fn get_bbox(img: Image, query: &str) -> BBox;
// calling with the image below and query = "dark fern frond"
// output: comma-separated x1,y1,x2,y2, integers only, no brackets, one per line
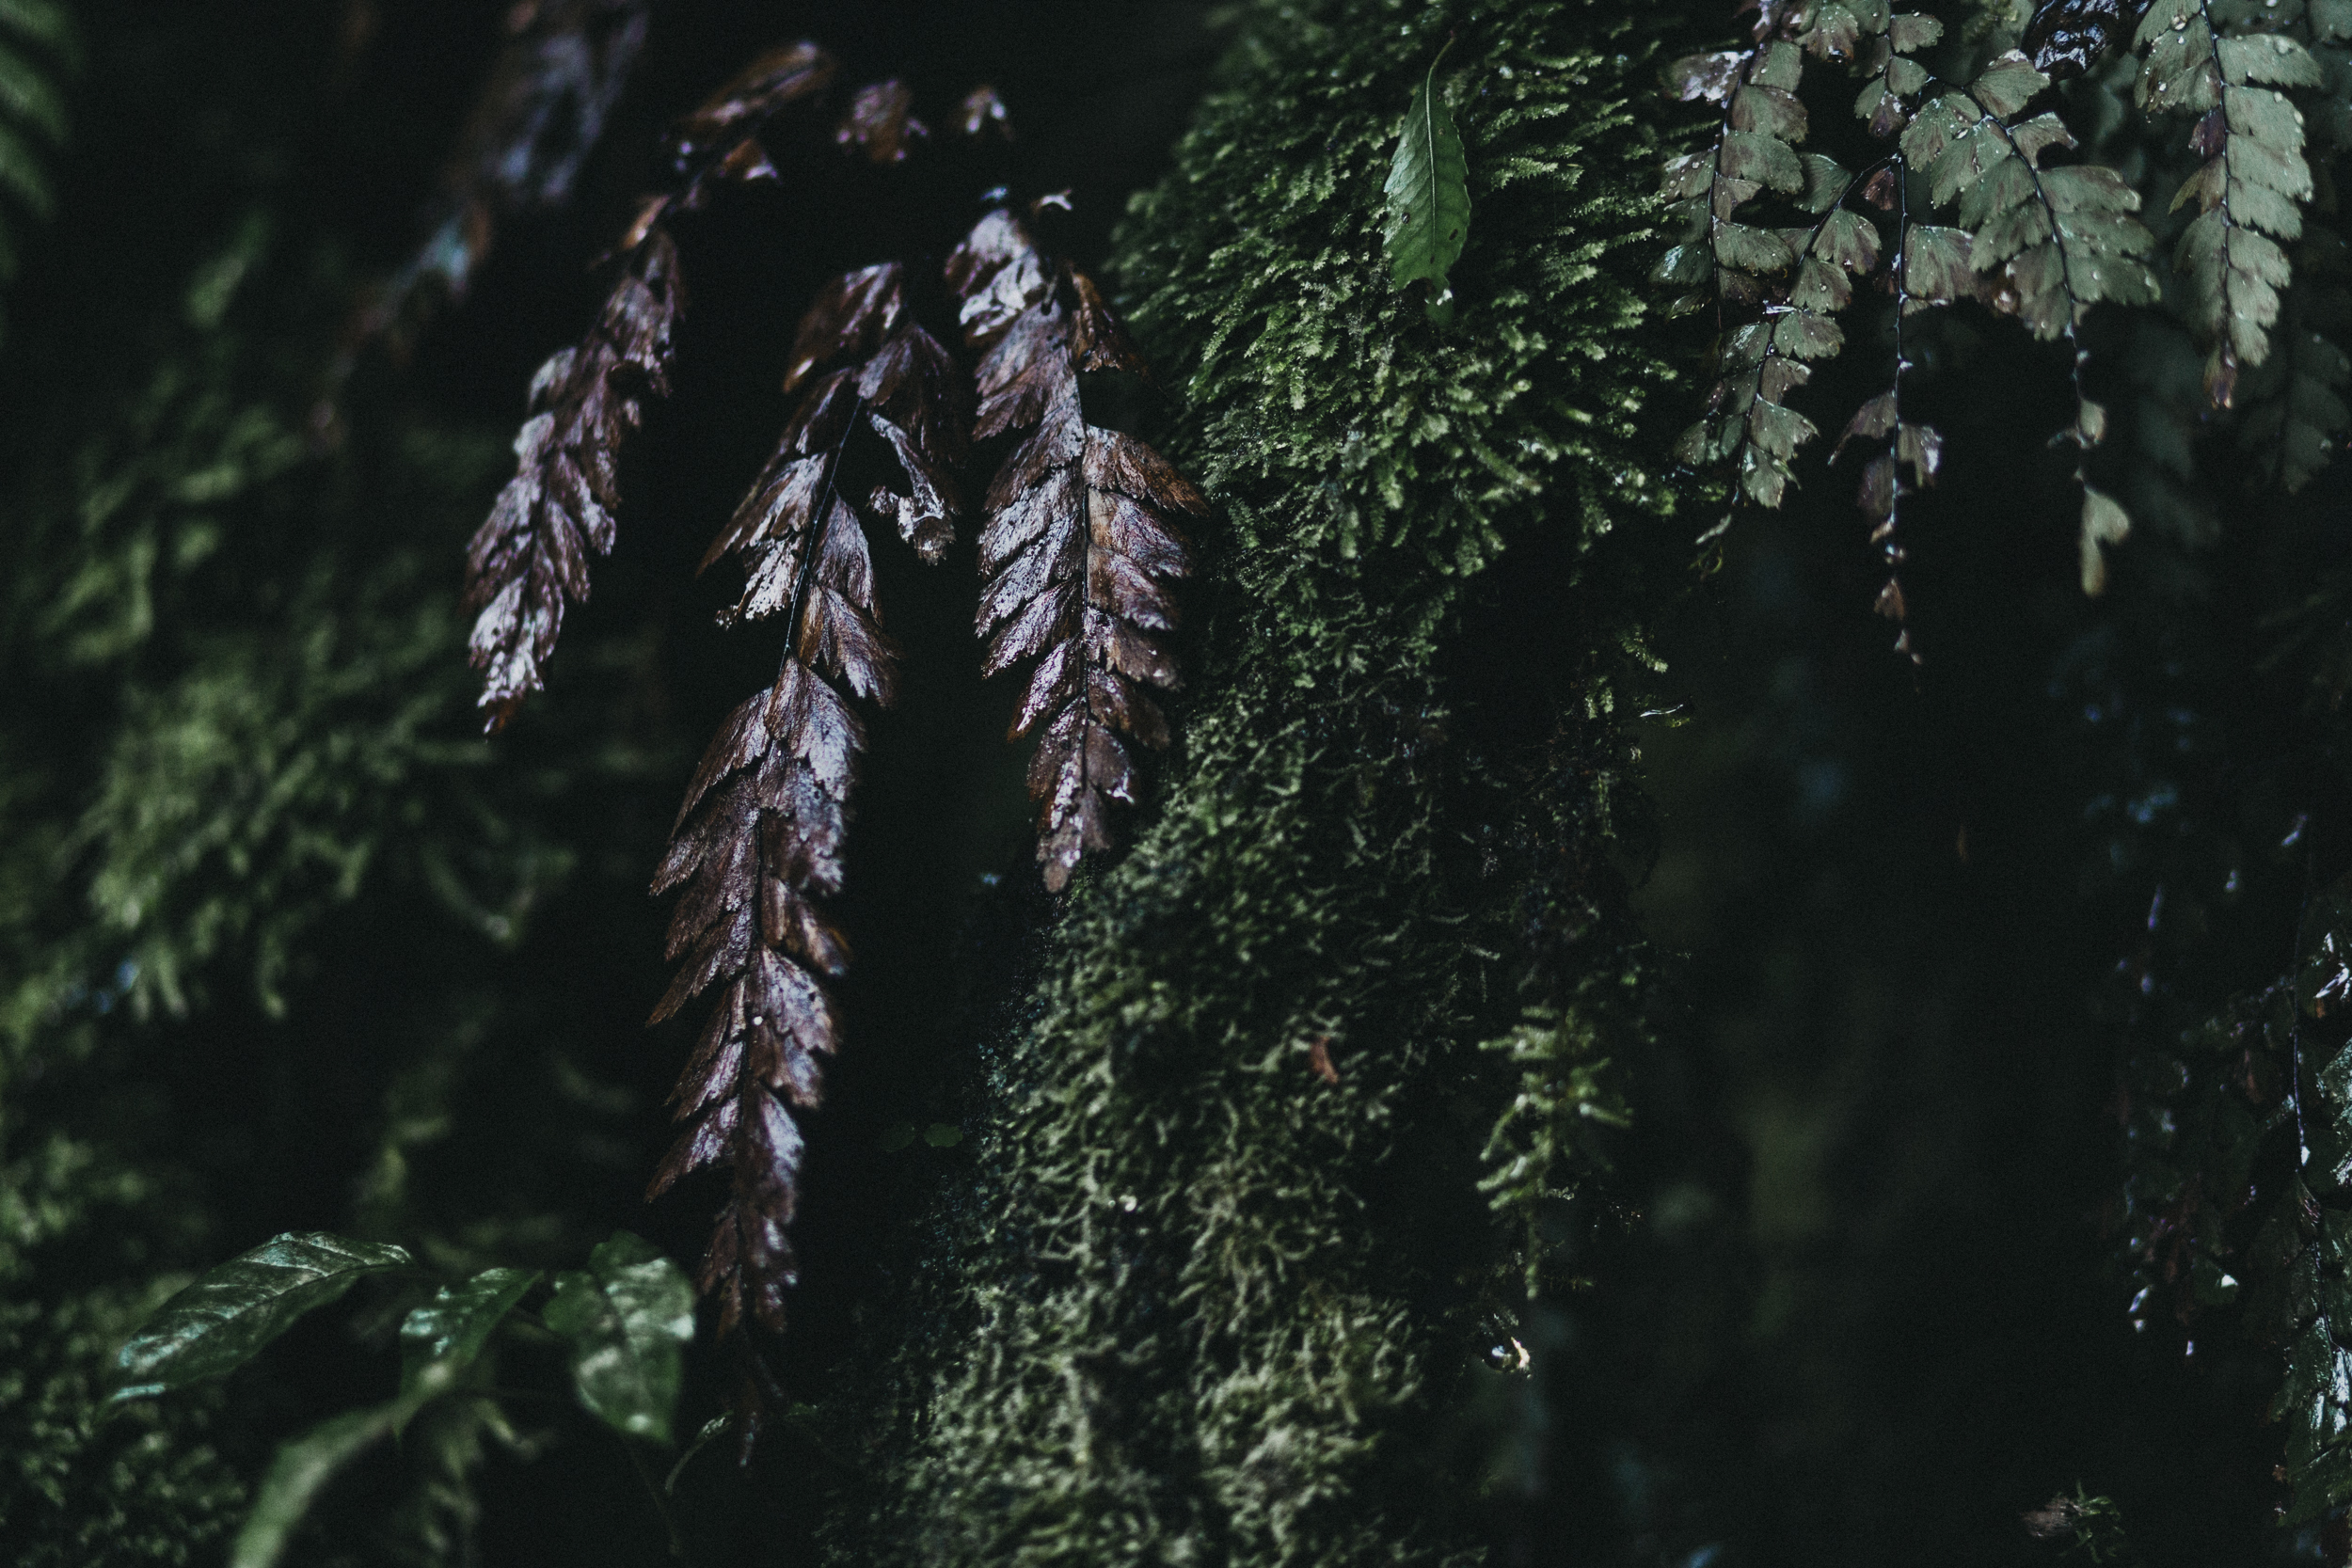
1661,15,1837,519
2242,310,2352,490
1903,56,2159,342
1834,169,1947,659
650,261,963,1338
2114,876,2352,1527
947,208,1201,892
0,0,74,339
462,42,836,730
378,0,651,325
1906,51,2157,591
2228,3,2352,486
625,40,838,247
462,230,679,731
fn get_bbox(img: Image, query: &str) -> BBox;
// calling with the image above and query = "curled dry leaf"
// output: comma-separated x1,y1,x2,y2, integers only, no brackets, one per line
463,230,681,730
946,208,1201,891
651,261,964,1338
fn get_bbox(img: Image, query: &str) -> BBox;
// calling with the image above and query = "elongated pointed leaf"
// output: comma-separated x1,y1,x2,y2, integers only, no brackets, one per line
544,1232,694,1443
399,1266,541,1399
1382,48,1470,322
111,1232,413,1402
230,1395,428,1568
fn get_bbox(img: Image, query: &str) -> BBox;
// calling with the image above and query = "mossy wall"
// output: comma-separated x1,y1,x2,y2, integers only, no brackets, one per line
847,3,1683,1561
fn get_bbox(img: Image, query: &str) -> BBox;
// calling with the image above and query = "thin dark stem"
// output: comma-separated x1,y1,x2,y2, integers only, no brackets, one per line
2290,817,2318,1184
624,1435,690,1561
1887,155,1917,661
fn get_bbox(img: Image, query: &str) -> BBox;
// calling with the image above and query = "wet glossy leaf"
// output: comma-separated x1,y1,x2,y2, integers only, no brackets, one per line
1383,48,1471,322
465,232,681,730
544,1232,694,1444
1668,50,1745,103
112,1232,412,1402
2025,0,2143,81
398,1267,542,1400
1797,152,1848,214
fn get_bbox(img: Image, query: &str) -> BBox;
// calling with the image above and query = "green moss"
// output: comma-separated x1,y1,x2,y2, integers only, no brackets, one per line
846,3,1680,1561
0,1123,245,1566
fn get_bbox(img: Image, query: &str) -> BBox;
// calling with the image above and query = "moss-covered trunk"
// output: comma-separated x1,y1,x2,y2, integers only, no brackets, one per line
840,4,1682,1560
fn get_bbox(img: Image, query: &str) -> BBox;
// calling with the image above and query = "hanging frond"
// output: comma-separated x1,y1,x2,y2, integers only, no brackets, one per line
622,41,839,248
1904,55,2159,341
2114,877,2352,1528
2137,1,2325,404
2242,314,2352,490
649,261,963,1338
1660,12,1840,518
379,0,651,322
1662,12,2159,630
463,42,837,729
2229,2,2352,485
946,208,1201,892
462,231,680,731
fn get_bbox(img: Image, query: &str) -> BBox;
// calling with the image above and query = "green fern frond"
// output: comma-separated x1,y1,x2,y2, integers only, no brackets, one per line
2242,316,2352,489
2137,1,2324,402
1906,65,2159,341
1663,21,2155,618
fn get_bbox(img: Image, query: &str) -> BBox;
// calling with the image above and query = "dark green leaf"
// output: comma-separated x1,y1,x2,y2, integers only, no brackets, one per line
111,1232,413,1402
2218,34,2324,90
399,1267,542,1400
544,1232,694,1444
1730,83,1806,141
1382,46,1471,322
1797,152,1848,214
1902,225,1974,303
1752,40,1804,91
1970,52,2050,119
1889,14,1941,54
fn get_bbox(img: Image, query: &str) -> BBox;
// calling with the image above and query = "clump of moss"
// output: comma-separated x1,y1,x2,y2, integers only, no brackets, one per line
844,3,1682,1562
